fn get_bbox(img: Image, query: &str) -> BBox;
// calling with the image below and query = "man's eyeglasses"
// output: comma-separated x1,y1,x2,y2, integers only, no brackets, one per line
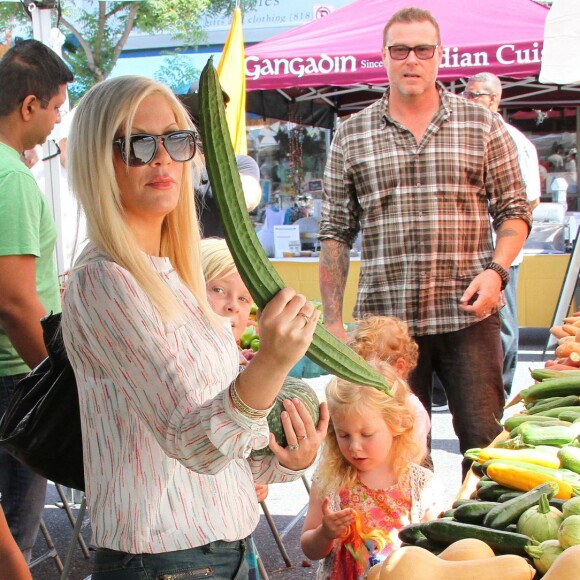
462,91,494,100
38,97,68,119
41,140,61,162
113,130,198,167
386,44,439,60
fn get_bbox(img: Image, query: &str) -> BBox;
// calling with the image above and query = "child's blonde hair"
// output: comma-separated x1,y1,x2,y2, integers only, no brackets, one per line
200,238,237,284
315,361,424,495
348,316,418,376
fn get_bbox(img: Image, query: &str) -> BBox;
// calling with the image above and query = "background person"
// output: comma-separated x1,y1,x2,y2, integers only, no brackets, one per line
318,7,531,479
0,38,73,562
347,315,430,454
63,75,328,579
184,82,263,238
301,368,443,579
201,236,269,578
464,72,541,397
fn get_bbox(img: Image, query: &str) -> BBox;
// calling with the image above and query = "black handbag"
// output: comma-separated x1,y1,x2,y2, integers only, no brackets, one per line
0,312,85,491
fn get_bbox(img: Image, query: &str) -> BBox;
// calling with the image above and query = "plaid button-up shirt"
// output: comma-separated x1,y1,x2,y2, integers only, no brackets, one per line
319,84,532,337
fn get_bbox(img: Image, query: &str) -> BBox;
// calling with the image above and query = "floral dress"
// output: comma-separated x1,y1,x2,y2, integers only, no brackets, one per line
316,463,442,580
333,480,411,578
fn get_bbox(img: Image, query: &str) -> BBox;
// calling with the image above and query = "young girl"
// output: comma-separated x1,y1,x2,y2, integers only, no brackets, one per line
301,363,443,579
347,315,430,451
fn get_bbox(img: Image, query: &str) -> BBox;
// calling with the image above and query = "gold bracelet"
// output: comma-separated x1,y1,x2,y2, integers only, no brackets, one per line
230,375,270,420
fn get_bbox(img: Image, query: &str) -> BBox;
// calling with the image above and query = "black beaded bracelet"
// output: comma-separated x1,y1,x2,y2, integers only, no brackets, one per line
486,261,510,290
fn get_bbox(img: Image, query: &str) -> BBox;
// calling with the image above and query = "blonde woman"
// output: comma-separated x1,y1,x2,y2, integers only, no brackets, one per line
62,75,328,579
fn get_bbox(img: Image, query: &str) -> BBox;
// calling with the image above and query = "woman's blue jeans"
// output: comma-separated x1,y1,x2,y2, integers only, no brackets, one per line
92,538,250,580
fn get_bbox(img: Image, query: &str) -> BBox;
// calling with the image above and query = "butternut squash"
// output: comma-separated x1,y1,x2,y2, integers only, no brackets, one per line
542,544,580,579
438,538,495,561
378,546,536,580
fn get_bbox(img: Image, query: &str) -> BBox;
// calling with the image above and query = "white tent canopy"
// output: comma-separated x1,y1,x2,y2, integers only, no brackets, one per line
540,0,580,84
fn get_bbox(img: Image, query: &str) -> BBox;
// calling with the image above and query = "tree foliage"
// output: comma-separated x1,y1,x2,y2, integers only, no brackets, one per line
0,0,254,100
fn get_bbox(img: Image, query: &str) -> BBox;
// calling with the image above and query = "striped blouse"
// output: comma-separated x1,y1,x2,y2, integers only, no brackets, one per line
62,243,301,554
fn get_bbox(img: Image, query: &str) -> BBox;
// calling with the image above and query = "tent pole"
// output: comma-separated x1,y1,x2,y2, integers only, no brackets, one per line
576,107,579,191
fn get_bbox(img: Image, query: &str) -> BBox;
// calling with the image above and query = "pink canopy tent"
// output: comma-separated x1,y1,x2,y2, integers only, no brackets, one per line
246,0,547,88
244,0,580,125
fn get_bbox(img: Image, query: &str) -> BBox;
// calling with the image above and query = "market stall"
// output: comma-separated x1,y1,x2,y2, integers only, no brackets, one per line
243,0,580,124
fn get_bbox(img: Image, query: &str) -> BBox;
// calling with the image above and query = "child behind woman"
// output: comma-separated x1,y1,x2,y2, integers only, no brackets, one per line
347,315,430,451
301,362,443,579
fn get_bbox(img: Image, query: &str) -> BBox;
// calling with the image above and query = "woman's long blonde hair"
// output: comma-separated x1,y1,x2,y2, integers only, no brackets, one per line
68,75,212,321
315,362,424,495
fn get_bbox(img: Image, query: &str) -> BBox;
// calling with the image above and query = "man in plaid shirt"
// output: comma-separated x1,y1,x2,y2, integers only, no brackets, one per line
318,7,532,479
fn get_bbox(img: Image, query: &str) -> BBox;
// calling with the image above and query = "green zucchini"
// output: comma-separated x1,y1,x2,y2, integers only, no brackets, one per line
440,508,456,519
397,522,426,544
558,445,580,475
482,482,558,529
497,491,525,502
451,498,475,509
420,520,538,556
531,368,580,382
453,501,499,524
537,406,580,419
526,395,580,415
505,523,518,533
526,396,568,410
475,482,519,501
510,420,571,438
198,59,390,394
559,410,580,422
503,414,564,432
519,422,580,446
476,478,496,489
521,377,580,402
471,462,485,477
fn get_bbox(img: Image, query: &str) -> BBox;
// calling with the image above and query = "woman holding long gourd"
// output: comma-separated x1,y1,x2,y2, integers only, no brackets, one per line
62,75,329,579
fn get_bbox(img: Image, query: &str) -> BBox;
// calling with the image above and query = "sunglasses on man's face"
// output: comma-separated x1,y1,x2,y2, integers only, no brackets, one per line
113,130,197,167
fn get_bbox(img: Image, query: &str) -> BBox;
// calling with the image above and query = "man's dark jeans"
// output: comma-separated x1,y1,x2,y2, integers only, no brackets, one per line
0,373,47,562
410,314,504,480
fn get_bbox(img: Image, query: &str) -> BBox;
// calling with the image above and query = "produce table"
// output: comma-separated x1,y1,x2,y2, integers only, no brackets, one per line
271,253,572,327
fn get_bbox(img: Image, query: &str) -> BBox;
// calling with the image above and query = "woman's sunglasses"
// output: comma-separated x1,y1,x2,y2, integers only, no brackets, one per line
113,130,197,167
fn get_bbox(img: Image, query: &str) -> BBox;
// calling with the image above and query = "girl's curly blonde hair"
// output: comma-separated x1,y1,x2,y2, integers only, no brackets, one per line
315,360,425,496
347,316,418,377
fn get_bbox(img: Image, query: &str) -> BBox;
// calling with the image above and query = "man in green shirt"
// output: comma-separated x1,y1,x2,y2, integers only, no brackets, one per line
0,39,73,563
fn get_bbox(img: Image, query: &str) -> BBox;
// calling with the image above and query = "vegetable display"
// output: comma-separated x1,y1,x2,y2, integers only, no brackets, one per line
198,59,390,394
438,358,580,575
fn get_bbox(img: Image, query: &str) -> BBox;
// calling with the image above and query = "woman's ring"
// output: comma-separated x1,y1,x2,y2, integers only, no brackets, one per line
287,443,299,451
297,435,307,441
300,313,311,324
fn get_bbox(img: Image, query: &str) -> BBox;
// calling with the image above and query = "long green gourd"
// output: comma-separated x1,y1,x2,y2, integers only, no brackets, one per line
198,59,390,394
